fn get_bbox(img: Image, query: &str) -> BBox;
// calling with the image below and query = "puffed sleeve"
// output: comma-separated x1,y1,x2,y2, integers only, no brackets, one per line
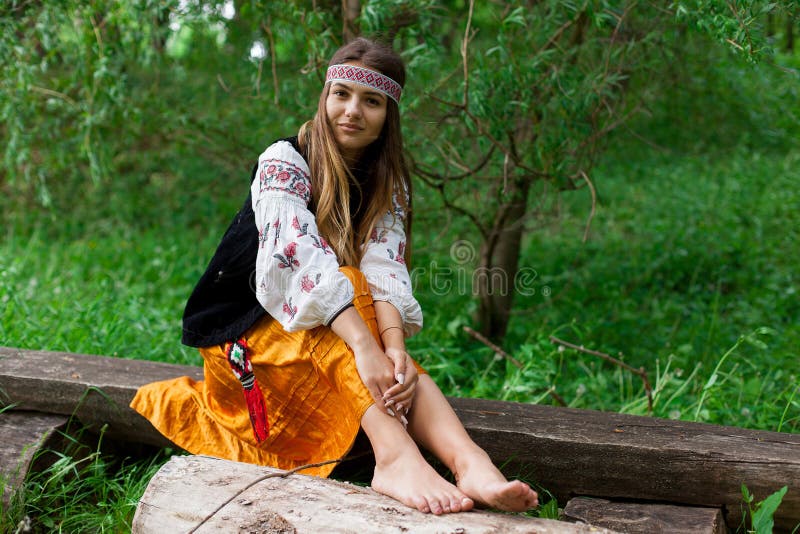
251,140,354,331
360,192,423,337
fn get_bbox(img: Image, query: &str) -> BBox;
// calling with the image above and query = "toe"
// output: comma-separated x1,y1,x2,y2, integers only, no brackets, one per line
411,496,429,514
426,494,445,515
461,496,475,512
448,496,462,513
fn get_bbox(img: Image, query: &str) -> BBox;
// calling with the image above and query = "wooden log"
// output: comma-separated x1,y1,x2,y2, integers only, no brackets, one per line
2,346,799,530
132,454,617,533
563,497,726,534
0,346,202,447
0,411,67,506
447,397,800,531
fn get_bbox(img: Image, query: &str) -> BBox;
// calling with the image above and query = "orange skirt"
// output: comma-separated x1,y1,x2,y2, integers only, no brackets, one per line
130,266,422,478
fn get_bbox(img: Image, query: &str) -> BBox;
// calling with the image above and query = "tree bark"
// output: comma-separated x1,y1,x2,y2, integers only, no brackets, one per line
0,411,67,507
475,174,532,340
342,0,361,42
563,497,726,534
151,6,171,54
132,455,615,533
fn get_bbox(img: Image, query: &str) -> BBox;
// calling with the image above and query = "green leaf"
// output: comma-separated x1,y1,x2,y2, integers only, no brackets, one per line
703,373,718,390
751,486,787,534
741,483,753,504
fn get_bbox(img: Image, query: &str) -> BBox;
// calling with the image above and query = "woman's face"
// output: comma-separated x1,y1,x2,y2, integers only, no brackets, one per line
325,63,388,162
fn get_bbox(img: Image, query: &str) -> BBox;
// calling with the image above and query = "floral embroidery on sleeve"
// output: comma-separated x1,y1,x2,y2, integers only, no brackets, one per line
370,228,388,244
386,241,406,264
292,215,309,237
310,235,333,254
282,296,298,321
272,218,282,246
258,222,270,249
360,201,422,335
259,160,312,204
274,242,300,271
300,273,321,293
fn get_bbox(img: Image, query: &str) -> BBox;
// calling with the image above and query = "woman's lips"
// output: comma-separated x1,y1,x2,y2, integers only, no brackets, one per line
339,123,363,132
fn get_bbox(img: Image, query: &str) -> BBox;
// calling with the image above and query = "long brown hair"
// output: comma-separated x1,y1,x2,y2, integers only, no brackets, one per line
298,38,411,267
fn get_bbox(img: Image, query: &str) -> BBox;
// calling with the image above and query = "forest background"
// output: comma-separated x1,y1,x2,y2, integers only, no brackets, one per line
1,0,799,531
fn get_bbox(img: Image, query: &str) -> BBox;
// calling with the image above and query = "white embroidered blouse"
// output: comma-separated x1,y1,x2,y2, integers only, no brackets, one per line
251,140,423,336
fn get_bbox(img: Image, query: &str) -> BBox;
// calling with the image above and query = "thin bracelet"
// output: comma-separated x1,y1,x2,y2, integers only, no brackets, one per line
380,326,403,337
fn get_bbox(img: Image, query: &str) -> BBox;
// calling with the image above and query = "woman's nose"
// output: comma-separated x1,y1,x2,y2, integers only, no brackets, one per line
345,98,362,118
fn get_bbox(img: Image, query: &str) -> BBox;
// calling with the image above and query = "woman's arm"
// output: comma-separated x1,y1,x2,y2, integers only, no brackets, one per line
360,196,423,413
361,206,423,337
374,300,419,414
330,305,410,424
251,141,354,330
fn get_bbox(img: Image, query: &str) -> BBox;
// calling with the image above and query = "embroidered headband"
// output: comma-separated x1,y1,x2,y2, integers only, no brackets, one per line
326,64,402,103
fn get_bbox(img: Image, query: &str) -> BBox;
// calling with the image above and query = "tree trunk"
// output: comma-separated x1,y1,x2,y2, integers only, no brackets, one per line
342,0,361,42
475,174,532,340
787,15,795,52
767,12,774,39
151,7,171,54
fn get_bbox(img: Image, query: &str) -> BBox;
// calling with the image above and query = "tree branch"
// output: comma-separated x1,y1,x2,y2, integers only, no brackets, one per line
261,20,280,105
464,326,523,368
549,336,653,414
461,0,476,108
579,170,596,243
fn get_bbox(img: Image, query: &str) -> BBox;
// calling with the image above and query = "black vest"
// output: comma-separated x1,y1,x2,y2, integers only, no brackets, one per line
181,165,265,348
181,137,373,348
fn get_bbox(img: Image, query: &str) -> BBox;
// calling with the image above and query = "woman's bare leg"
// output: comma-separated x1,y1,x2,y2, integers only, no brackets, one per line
404,375,539,512
360,404,474,514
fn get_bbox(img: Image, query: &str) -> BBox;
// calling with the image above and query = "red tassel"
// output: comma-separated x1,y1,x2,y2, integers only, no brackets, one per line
226,339,270,443
242,377,270,442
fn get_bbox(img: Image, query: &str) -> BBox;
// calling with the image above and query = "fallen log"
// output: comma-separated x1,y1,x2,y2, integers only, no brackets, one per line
0,411,67,506
448,397,799,531
132,454,616,534
564,497,726,534
0,346,202,447
1,346,799,530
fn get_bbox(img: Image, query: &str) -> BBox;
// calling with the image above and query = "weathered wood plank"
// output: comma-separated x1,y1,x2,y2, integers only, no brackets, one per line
132,454,617,533
448,396,800,531
0,411,67,506
563,497,726,534
2,346,799,530
0,346,202,447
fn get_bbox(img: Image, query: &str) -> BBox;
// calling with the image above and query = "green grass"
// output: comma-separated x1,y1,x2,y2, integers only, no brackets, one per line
407,143,799,432
1,142,798,530
0,428,168,533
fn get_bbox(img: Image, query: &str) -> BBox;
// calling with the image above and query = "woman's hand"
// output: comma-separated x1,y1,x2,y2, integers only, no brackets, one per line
352,344,396,404
381,347,419,417
351,344,411,426
330,305,412,426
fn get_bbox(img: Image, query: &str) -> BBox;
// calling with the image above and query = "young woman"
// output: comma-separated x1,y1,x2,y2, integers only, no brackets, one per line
131,37,538,515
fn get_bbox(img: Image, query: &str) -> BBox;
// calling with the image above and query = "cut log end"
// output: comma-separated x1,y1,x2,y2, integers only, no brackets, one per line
564,496,727,534
0,411,68,506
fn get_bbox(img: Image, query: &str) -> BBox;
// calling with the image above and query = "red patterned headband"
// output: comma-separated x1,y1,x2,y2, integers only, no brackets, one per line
326,64,402,103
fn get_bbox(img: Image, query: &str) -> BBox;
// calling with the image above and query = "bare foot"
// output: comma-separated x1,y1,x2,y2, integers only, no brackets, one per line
454,450,539,512
371,448,474,515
